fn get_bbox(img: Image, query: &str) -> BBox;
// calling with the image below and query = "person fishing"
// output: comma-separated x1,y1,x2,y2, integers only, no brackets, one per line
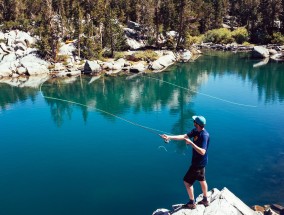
160,115,210,209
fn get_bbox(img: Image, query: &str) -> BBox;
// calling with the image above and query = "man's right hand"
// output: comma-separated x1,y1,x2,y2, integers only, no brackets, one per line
160,134,170,143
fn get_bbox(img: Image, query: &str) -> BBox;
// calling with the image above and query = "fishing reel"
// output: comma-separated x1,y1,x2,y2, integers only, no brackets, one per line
164,139,170,143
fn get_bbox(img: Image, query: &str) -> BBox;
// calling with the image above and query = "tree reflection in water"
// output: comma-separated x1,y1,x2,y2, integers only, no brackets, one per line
1,51,284,128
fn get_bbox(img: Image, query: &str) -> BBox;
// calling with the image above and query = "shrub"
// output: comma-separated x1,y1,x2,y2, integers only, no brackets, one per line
80,37,101,60
114,52,125,60
0,19,31,32
133,50,159,61
232,27,249,44
204,28,234,44
242,41,252,46
271,32,284,45
57,55,69,63
185,34,204,46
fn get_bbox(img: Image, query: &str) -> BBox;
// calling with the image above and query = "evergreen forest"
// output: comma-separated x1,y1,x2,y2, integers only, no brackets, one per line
1,0,284,60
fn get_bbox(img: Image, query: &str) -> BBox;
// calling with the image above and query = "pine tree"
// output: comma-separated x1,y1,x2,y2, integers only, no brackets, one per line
73,2,84,59
176,0,197,49
154,0,161,47
159,0,177,33
257,0,281,42
212,0,225,28
103,2,127,57
280,0,284,33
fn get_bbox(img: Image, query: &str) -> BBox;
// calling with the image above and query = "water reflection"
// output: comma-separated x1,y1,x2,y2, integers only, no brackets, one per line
192,51,284,102
1,51,284,124
39,72,197,131
0,82,38,111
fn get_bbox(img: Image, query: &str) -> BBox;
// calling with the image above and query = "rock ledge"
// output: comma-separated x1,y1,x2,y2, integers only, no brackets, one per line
153,187,262,215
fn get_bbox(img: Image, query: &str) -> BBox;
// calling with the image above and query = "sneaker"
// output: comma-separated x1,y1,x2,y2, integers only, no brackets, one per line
184,203,196,209
198,199,210,207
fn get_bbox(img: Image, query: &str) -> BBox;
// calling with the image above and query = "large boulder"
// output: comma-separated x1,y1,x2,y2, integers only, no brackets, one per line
4,30,35,47
102,62,114,70
251,46,269,58
151,61,164,70
0,53,17,63
150,51,176,71
113,58,126,70
14,30,35,46
125,36,146,50
0,62,14,77
84,61,101,74
179,50,192,62
58,42,76,56
130,62,146,73
20,54,50,76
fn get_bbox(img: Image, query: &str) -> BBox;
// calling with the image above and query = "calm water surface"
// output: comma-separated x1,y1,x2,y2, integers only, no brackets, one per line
0,51,284,215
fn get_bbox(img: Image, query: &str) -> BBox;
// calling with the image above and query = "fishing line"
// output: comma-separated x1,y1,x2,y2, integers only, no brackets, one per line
158,145,168,152
144,75,257,108
39,82,172,138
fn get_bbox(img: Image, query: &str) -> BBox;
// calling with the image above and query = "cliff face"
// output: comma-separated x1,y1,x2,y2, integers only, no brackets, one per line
153,187,261,215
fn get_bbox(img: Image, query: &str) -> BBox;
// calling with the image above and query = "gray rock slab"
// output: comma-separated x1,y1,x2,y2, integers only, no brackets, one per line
154,187,259,215
252,46,269,58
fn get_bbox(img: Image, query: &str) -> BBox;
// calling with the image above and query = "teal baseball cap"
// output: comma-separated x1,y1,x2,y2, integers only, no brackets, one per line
192,115,206,126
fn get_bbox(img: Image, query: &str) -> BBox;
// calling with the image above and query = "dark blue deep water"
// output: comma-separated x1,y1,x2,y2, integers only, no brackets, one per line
0,51,284,215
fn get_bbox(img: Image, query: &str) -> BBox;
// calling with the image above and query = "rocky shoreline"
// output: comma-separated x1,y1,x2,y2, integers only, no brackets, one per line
1,27,284,89
0,29,195,80
153,187,284,215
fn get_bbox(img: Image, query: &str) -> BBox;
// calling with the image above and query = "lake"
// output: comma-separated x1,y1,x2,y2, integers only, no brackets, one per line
0,51,284,215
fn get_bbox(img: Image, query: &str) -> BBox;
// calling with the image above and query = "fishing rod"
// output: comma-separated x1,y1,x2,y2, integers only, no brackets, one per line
143,75,257,108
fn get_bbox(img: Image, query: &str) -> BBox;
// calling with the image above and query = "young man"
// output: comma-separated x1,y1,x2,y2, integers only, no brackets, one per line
161,115,210,209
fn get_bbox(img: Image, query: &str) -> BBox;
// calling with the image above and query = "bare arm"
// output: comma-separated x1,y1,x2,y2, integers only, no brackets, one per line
184,137,206,155
160,134,187,142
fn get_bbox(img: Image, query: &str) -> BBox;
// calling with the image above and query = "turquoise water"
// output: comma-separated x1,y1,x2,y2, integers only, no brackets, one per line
0,51,284,214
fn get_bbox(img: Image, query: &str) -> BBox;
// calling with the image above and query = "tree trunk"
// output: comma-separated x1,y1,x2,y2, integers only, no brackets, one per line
176,0,185,49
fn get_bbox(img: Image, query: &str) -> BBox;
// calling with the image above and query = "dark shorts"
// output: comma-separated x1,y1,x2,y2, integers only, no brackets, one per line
183,166,206,185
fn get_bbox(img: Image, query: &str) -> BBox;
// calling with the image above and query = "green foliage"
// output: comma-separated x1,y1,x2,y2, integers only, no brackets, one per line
114,52,125,60
79,37,102,60
133,50,159,61
35,35,52,59
242,41,252,46
185,34,204,46
232,27,249,44
204,28,234,44
57,55,69,63
271,32,284,45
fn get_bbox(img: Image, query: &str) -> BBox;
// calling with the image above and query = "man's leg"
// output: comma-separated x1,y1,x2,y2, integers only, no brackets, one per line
184,181,194,201
184,181,196,209
199,180,208,197
199,180,209,206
